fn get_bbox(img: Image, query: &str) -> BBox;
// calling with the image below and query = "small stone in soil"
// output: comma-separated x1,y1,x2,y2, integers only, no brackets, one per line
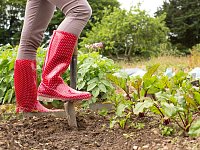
133,145,138,150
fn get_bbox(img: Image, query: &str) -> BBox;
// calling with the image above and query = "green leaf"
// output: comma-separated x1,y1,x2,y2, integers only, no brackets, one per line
161,102,177,117
91,97,97,103
110,120,117,129
107,74,127,91
98,108,108,116
143,76,158,90
159,125,174,136
87,77,99,85
0,59,9,70
150,105,162,115
0,78,4,84
189,119,200,137
99,83,107,93
8,60,15,71
0,88,5,97
194,92,200,105
87,82,97,91
131,77,142,90
143,64,160,80
77,81,86,90
184,95,198,109
92,87,100,98
101,79,112,87
0,97,4,104
116,103,127,117
8,89,14,103
148,86,160,94
3,89,13,104
133,99,154,115
119,119,127,129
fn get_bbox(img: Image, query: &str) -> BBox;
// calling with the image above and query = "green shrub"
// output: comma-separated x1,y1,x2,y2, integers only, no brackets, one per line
108,64,200,136
0,44,16,104
77,52,119,106
0,45,118,107
80,7,170,59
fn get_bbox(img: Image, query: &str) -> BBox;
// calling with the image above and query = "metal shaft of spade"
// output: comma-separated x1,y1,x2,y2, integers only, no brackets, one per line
64,42,78,128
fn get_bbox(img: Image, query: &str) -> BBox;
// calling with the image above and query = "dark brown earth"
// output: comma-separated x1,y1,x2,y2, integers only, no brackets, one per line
0,111,199,150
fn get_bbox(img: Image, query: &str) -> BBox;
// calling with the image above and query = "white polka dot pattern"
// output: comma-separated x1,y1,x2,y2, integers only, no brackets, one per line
14,60,60,112
38,30,92,101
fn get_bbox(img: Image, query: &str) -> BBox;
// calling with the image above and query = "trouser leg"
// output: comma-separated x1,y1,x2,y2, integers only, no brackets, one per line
47,0,92,37
17,0,55,60
14,0,57,112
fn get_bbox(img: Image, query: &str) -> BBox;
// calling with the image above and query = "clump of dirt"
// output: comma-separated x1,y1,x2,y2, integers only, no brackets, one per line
0,112,199,150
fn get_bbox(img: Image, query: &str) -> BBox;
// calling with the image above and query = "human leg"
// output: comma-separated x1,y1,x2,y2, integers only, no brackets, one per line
14,0,57,112
17,0,56,60
48,0,92,37
37,0,92,101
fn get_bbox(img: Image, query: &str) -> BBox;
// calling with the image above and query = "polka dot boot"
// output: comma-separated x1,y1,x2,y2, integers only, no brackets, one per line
37,30,92,102
14,60,60,113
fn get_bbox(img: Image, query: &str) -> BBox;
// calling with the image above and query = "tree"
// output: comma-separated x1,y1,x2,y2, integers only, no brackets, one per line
0,0,26,45
48,0,120,41
88,0,120,23
156,0,200,52
0,0,120,45
80,7,170,59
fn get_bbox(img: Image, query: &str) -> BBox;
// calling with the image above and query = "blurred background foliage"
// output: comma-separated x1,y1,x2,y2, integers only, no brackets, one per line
0,0,120,45
1,0,200,56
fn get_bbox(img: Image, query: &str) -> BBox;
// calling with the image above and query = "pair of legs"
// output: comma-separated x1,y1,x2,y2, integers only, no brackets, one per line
14,0,92,112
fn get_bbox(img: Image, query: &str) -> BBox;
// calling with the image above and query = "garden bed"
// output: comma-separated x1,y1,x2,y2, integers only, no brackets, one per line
0,111,199,150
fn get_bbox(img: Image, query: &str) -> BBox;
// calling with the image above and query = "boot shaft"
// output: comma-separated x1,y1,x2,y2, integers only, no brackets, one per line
42,30,77,86
14,59,38,112
37,30,91,101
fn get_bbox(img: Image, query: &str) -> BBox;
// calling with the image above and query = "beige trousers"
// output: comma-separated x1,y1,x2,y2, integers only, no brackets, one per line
17,0,92,60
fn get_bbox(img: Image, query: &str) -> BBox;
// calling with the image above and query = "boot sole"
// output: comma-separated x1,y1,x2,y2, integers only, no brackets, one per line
37,95,54,102
37,94,91,102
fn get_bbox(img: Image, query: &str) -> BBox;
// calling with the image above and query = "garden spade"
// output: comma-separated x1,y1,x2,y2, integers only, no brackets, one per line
64,42,78,128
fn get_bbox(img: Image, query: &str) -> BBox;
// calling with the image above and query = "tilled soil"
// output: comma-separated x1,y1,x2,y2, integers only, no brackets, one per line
0,112,199,150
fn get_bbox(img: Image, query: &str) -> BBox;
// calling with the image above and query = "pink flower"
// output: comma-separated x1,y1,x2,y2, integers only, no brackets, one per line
85,42,104,50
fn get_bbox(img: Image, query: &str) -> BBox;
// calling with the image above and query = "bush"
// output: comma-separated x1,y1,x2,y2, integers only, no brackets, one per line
77,51,119,106
80,7,170,59
0,44,16,104
108,64,200,136
0,45,118,106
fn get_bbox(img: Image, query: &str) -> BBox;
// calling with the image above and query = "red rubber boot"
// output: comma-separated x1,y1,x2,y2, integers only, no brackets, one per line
37,30,91,102
14,59,59,112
